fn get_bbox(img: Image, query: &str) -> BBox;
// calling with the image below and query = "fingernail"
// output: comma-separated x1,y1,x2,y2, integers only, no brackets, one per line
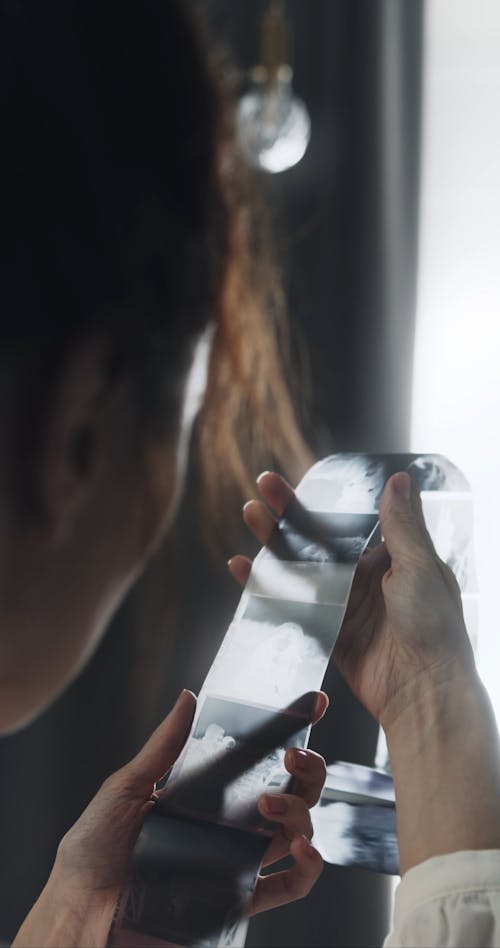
392,472,411,500
256,471,272,484
314,692,326,719
292,749,309,769
174,689,195,710
243,500,254,512
264,794,287,814
227,558,233,568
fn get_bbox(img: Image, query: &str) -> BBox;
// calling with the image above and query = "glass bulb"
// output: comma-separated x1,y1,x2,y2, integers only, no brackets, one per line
237,67,311,174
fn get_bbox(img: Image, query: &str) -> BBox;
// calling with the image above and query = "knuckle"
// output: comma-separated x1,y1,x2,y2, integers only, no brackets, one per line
295,809,314,840
282,804,313,840
317,754,327,782
389,507,415,527
298,800,314,831
307,788,322,808
296,752,327,805
305,749,326,774
283,798,302,828
397,544,434,572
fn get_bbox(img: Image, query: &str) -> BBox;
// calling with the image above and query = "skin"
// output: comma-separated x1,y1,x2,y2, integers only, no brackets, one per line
3,334,327,946
6,333,499,944
14,691,328,947
230,470,500,875
0,335,183,732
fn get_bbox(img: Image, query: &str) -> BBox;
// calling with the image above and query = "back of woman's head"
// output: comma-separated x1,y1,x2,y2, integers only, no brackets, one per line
3,0,225,356
1,0,311,538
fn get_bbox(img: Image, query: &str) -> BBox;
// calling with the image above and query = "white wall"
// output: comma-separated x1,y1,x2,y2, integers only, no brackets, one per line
412,0,500,721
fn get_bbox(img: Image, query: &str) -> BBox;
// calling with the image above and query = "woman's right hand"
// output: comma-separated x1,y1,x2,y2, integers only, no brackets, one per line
231,470,500,873
230,469,476,736
328,469,477,732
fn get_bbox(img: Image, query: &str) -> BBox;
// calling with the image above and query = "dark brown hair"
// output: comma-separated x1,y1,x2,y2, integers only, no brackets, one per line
1,0,311,531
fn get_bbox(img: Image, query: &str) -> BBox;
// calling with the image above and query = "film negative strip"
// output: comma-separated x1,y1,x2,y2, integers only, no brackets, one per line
109,453,477,946
311,760,399,875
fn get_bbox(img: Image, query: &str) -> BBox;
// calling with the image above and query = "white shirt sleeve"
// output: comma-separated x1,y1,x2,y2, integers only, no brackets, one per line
384,850,500,947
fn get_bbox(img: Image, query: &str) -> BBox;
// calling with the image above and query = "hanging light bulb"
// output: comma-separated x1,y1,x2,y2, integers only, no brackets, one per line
237,1,311,174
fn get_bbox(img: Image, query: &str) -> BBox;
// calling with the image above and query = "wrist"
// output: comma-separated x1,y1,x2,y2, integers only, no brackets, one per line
381,657,479,745
13,867,115,948
12,877,82,948
384,667,500,874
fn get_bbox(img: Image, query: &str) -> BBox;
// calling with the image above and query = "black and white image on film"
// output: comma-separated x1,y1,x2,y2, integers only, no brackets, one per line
165,695,311,834
264,507,379,564
407,454,470,493
420,496,478,593
121,814,266,947
312,800,399,875
322,761,395,806
296,454,387,513
296,453,469,515
205,597,346,707
111,452,474,948
246,557,358,606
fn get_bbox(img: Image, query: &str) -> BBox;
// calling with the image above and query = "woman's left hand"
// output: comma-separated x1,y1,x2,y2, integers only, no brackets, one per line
253,739,326,914
14,689,327,947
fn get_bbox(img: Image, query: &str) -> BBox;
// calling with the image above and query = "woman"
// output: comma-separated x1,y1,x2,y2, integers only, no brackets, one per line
3,2,499,947
2,1,327,943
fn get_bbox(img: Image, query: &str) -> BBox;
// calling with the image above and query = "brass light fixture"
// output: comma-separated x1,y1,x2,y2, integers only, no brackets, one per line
237,1,311,173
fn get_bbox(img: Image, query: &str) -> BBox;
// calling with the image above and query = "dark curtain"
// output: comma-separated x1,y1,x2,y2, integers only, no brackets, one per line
0,2,422,945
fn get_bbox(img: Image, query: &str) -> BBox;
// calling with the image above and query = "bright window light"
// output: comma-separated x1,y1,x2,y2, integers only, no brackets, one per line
411,1,500,722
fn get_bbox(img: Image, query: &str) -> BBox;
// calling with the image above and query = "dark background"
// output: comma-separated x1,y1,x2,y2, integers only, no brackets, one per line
0,2,422,945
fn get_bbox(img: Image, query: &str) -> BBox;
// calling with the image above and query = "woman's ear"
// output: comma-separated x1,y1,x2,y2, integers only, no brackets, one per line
40,337,109,541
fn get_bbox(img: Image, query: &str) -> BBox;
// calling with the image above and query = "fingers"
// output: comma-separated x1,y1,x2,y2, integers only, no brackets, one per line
256,471,295,516
379,472,435,567
285,747,327,807
227,554,252,586
127,690,196,789
242,472,296,545
228,473,296,585
251,836,323,915
310,691,329,727
259,792,313,846
258,747,326,867
242,499,276,547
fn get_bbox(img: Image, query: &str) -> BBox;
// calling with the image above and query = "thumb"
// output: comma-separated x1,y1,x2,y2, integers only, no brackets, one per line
379,472,434,567
127,690,196,789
